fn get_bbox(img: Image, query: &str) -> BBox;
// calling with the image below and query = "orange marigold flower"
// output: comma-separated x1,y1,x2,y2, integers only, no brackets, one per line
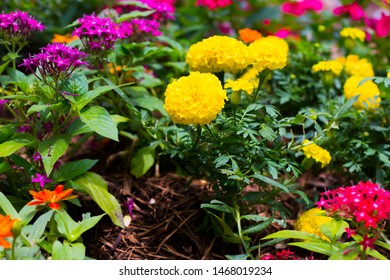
238,28,262,43
0,214,17,249
51,33,78,43
27,185,77,210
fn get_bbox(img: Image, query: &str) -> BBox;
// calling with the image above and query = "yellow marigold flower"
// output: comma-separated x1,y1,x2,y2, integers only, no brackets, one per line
164,72,227,125
337,55,374,77
224,78,256,95
343,76,381,110
51,33,78,43
295,208,333,241
301,140,332,168
340,27,366,42
312,60,343,76
240,67,259,85
238,28,262,43
186,35,250,74
387,72,390,78
0,214,17,249
248,36,289,72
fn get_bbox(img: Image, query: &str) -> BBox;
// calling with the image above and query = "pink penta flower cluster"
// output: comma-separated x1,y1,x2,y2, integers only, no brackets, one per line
20,43,87,82
120,19,161,40
195,0,233,10
73,14,124,54
0,10,45,42
140,0,176,21
281,0,323,16
316,181,390,229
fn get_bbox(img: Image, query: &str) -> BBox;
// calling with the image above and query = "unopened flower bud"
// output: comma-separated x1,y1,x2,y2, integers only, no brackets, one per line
230,90,241,106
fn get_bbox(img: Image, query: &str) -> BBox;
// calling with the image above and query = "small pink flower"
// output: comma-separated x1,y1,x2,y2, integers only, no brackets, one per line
375,12,390,38
359,235,376,251
31,173,52,188
333,1,365,21
281,0,323,16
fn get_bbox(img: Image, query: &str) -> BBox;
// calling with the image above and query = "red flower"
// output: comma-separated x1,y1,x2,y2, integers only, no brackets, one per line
333,1,365,21
27,184,77,210
281,0,323,16
359,235,376,251
375,13,390,38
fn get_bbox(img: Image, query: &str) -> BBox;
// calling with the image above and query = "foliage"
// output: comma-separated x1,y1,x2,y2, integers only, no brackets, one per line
1,0,390,260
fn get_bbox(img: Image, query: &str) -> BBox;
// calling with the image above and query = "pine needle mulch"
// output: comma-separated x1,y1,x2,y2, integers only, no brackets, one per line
83,173,226,260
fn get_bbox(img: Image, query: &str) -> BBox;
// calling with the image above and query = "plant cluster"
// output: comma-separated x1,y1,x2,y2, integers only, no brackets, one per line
1,0,390,260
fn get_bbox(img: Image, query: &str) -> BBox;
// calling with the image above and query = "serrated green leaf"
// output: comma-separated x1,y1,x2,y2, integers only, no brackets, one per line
72,172,124,228
79,106,119,141
259,124,276,142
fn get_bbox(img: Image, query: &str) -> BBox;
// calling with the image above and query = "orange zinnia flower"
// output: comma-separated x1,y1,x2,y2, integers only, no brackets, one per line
0,214,17,249
238,28,262,43
51,33,78,43
27,185,77,210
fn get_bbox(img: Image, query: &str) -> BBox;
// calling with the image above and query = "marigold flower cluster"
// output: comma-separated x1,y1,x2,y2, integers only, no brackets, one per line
343,76,381,110
164,72,227,125
20,43,87,82
248,36,289,72
186,35,250,74
73,13,124,55
336,55,374,77
340,27,366,42
294,208,333,241
316,181,390,229
0,10,45,42
27,184,78,210
0,214,17,249
195,0,233,10
224,78,255,95
301,140,332,168
238,28,262,43
312,60,343,76
51,33,78,44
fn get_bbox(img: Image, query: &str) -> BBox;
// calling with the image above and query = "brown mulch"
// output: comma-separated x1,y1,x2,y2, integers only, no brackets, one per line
83,173,230,260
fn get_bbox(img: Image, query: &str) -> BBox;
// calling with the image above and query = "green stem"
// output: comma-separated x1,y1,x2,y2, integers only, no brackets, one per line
253,69,271,102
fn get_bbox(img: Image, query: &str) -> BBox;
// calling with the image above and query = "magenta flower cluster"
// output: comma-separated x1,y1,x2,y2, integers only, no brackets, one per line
195,0,233,10
316,181,390,229
73,13,124,54
120,18,161,39
20,43,87,82
114,0,175,22
0,10,45,42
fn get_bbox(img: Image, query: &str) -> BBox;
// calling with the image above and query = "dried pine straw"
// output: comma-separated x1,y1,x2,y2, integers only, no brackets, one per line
84,173,225,260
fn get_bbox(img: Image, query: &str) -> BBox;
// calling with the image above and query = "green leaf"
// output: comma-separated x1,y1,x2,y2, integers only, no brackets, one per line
329,244,360,260
52,240,86,260
72,172,124,228
320,219,348,242
26,210,54,245
130,146,156,178
52,159,98,182
0,160,11,174
38,136,70,176
242,211,275,235
132,93,168,116
251,173,289,193
60,72,88,96
367,248,388,260
201,200,234,214
7,68,32,93
0,192,20,219
116,10,155,22
292,113,306,124
76,85,119,110
259,124,277,142
374,240,390,252
66,119,93,136
288,241,339,256
55,208,105,242
206,211,242,244
79,106,119,141
262,230,323,243
18,204,37,225
226,254,249,260
0,60,10,75
0,139,31,157
335,95,359,118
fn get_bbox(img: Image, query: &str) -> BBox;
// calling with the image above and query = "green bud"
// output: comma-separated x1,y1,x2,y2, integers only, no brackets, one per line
321,71,334,87
11,219,22,238
230,90,241,106
318,25,326,33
